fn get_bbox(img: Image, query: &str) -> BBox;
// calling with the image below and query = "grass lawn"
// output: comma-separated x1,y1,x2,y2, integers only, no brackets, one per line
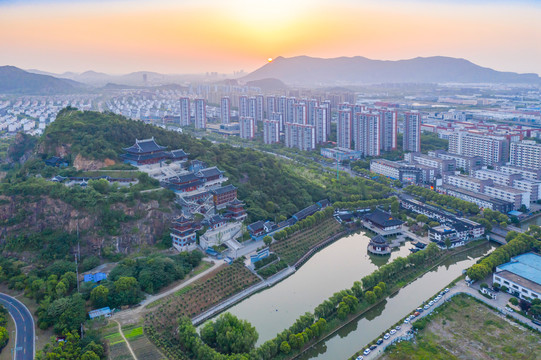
381,294,541,360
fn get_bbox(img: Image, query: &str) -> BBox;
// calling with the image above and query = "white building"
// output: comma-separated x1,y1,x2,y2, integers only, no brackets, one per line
284,122,316,151
179,97,190,126
512,179,541,202
493,253,541,301
220,97,230,124
474,169,521,187
379,109,398,152
443,174,492,193
496,165,541,181
484,184,530,210
448,132,508,166
337,109,352,149
353,112,380,157
510,140,541,170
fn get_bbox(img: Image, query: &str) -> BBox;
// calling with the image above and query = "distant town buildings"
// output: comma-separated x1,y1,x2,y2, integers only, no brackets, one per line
510,140,541,170
239,116,255,139
180,97,191,126
263,119,280,144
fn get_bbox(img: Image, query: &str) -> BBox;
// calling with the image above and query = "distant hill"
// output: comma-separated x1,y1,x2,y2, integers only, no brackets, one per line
242,56,541,86
0,66,86,94
246,78,288,91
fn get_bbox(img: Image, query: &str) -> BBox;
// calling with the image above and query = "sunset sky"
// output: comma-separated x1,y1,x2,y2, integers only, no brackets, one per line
1,0,540,75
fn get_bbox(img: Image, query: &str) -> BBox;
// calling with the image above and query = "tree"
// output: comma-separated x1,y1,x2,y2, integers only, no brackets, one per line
90,285,109,308
509,297,519,306
365,291,376,304
377,282,387,293
373,285,383,298
263,236,272,247
200,313,258,354
280,341,291,354
113,276,140,305
444,238,452,249
416,214,429,223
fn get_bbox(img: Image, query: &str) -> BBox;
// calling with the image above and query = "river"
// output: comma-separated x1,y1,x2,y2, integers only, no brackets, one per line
520,213,541,230
297,241,494,360
205,231,412,344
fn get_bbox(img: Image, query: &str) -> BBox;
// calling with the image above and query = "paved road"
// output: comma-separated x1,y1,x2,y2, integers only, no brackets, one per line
357,280,540,360
0,293,35,360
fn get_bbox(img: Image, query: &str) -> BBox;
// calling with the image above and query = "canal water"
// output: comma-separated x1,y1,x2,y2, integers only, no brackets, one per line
297,241,494,360
208,231,412,345
520,214,541,230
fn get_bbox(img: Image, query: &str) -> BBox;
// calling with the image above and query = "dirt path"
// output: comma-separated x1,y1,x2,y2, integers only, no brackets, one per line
112,260,223,325
114,320,137,360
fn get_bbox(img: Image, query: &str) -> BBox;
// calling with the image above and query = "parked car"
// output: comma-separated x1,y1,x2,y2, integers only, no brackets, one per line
363,349,371,356
505,306,514,313
404,318,410,324
356,356,364,360
424,305,430,310
384,333,390,340
390,329,397,335
376,338,383,345
417,307,424,313
444,288,450,293
532,319,541,326
395,325,401,330
414,311,421,316
429,301,434,306
370,344,378,350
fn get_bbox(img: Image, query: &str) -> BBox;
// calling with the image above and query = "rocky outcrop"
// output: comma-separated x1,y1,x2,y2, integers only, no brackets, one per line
73,154,116,171
0,195,178,256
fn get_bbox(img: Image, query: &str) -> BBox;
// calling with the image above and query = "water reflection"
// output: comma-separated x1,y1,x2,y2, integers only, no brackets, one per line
298,241,494,360
204,231,412,345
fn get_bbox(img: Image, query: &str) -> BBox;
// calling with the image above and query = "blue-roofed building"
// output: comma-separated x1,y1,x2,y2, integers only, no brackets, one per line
83,272,107,283
88,307,111,319
493,253,541,301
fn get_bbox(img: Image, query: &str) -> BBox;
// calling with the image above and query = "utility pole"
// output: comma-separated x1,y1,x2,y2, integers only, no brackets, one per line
336,159,339,180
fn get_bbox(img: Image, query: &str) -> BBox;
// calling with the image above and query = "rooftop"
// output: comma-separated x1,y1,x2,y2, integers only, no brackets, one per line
497,253,541,286
364,209,404,227
123,137,166,153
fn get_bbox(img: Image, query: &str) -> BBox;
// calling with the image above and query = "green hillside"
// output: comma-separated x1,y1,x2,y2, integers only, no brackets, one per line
40,108,326,222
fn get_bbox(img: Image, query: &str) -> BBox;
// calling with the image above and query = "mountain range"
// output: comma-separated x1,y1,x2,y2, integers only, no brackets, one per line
0,66,87,94
1,55,540,95
241,56,541,86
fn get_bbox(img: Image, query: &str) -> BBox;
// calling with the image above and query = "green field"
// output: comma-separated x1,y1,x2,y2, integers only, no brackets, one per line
382,294,541,360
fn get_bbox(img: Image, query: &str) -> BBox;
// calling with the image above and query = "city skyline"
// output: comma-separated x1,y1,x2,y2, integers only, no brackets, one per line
1,0,540,75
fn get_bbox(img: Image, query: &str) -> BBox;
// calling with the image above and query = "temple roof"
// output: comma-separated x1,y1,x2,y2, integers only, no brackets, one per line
364,209,404,227
169,149,189,158
370,235,387,245
211,184,237,195
123,137,167,153
197,166,224,178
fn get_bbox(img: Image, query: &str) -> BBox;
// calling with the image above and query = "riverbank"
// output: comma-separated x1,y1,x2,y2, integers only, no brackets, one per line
290,240,491,360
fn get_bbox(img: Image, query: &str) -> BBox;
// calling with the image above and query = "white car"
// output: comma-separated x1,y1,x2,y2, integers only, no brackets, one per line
395,325,401,330
505,306,514,313
390,329,397,335
433,298,439,303
429,301,434,306
404,318,410,324
384,333,390,340
356,356,364,360
424,305,430,310
444,288,450,293
363,349,371,356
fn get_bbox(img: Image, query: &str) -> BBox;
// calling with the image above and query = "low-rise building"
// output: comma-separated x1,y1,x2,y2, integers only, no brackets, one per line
440,185,514,213
443,174,493,193
484,184,530,210
429,150,483,174
474,169,521,187
170,215,201,252
405,152,455,176
512,179,541,202
496,165,541,181
320,147,363,161
363,209,403,236
493,253,541,301
370,159,423,184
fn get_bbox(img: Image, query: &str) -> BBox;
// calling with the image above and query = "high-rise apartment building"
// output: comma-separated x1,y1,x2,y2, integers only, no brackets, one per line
194,98,206,129
379,109,398,151
293,102,308,125
449,132,508,166
277,96,287,131
220,97,230,124
263,119,280,144
338,109,353,149
307,99,319,126
321,100,332,136
314,106,328,144
510,140,541,170
403,112,421,152
255,95,264,122
285,123,316,151
179,97,190,126
239,96,248,118
353,112,381,156
239,117,255,139
266,96,276,119
285,97,296,124
248,97,257,120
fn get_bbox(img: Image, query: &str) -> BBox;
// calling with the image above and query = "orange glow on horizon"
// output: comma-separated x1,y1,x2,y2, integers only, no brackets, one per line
0,1,539,75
